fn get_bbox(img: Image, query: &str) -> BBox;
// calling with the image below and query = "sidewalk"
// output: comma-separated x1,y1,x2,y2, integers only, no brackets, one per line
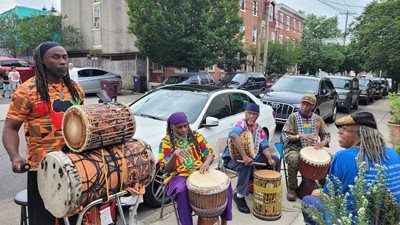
0,90,143,121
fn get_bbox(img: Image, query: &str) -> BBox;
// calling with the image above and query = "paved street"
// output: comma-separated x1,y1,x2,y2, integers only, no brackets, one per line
0,91,393,225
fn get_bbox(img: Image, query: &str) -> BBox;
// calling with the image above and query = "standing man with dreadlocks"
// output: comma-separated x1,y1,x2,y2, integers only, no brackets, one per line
302,112,400,224
159,112,233,225
2,42,84,225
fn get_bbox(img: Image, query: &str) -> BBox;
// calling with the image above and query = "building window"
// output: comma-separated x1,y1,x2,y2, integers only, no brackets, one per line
298,21,302,33
253,0,257,16
240,24,245,42
271,32,275,42
268,5,273,21
279,35,283,43
240,0,245,11
286,15,290,31
252,25,257,43
93,3,101,29
293,18,296,33
152,62,163,73
279,13,283,29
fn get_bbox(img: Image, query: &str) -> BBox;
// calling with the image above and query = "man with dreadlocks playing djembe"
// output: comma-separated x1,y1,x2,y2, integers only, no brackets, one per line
159,112,233,225
302,112,400,224
2,42,84,225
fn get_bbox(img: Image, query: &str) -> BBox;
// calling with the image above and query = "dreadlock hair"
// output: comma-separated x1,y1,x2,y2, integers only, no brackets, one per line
33,43,81,103
167,124,202,159
357,125,389,168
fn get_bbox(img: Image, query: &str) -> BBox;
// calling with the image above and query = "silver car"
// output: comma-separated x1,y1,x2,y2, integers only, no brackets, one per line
72,67,122,95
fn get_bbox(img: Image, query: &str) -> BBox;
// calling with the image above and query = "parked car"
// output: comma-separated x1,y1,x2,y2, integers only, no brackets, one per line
0,57,35,83
371,78,383,100
386,78,393,92
359,78,375,104
71,67,122,95
261,75,338,124
266,73,284,88
377,78,389,96
223,72,267,97
327,76,360,113
129,85,276,207
161,72,216,86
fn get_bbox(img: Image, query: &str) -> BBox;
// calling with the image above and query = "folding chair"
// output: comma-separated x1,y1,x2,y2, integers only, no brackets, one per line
274,142,289,191
159,174,179,225
216,137,238,179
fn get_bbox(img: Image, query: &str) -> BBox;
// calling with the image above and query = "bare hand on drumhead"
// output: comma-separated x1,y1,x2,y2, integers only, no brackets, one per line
268,158,276,167
243,155,253,166
174,148,191,160
11,156,28,173
199,163,210,174
302,133,317,141
314,141,326,149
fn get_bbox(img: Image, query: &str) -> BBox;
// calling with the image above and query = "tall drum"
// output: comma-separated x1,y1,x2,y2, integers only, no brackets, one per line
37,138,155,218
252,170,282,221
187,169,230,219
62,103,136,152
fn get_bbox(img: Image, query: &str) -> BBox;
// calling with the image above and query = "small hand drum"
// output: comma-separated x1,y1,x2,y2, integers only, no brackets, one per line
228,131,255,160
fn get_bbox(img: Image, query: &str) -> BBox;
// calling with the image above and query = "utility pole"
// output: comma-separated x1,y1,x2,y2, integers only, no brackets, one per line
262,1,270,73
254,0,263,71
340,11,356,46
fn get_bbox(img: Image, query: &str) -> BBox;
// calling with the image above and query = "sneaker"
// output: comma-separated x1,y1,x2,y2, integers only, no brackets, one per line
233,192,250,214
287,189,297,201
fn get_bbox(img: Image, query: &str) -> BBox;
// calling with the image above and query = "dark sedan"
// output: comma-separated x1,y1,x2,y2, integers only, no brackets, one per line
261,75,338,124
359,78,375,104
328,76,360,113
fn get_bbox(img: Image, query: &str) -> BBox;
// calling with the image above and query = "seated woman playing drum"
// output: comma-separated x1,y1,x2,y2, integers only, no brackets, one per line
222,103,280,214
159,112,233,225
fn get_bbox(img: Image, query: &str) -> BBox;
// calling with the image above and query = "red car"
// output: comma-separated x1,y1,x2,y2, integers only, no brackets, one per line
0,57,35,83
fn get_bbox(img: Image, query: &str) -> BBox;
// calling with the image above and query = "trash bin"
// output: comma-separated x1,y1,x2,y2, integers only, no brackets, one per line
132,75,146,93
100,79,119,101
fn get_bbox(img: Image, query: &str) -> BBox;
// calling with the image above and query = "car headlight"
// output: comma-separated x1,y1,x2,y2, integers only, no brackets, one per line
339,95,347,100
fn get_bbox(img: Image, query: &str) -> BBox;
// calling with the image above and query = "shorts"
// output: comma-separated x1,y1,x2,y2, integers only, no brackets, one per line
2,83,11,90
11,82,19,90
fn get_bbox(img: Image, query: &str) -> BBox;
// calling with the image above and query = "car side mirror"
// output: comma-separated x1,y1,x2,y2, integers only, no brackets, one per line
203,116,219,127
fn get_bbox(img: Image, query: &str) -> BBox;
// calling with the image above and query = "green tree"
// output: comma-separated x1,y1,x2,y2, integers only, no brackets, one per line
0,14,80,57
350,0,400,88
126,0,243,71
265,40,302,74
299,14,343,74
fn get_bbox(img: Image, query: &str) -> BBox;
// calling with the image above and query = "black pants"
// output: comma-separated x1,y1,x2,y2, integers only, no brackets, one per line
28,171,78,225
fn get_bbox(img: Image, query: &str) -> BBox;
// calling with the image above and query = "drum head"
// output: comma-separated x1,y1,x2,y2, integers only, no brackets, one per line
300,146,331,165
62,106,88,151
254,170,281,180
38,152,82,218
187,169,229,195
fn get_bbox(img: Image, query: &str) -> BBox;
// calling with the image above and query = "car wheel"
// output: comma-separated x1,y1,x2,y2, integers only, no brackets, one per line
143,164,171,208
326,105,337,123
352,98,359,109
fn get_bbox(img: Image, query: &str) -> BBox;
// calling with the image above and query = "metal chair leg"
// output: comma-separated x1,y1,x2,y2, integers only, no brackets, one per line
160,186,166,219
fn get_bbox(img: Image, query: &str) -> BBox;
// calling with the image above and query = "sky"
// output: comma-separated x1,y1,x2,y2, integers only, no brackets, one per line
0,0,370,32
0,0,60,13
278,0,372,31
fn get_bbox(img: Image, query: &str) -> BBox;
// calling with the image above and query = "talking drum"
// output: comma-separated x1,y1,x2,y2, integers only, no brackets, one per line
298,146,331,198
252,170,282,221
62,103,136,152
37,138,155,218
187,169,230,219
228,130,255,160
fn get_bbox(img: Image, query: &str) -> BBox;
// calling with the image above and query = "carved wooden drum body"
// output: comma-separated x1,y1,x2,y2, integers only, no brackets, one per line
37,138,155,218
62,103,136,152
187,169,230,218
228,131,255,160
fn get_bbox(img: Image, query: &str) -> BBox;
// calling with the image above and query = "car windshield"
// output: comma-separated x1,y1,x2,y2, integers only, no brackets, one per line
359,79,370,86
330,78,351,90
0,60,31,68
163,76,188,84
229,73,247,85
271,77,319,94
130,89,208,123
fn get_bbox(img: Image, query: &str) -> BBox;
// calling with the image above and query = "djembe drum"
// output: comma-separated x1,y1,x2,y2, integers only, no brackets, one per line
62,103,136,152
297,146,331,198
37,138,155,218
228,130,255,160
187,169,230,222
252,170,282,220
